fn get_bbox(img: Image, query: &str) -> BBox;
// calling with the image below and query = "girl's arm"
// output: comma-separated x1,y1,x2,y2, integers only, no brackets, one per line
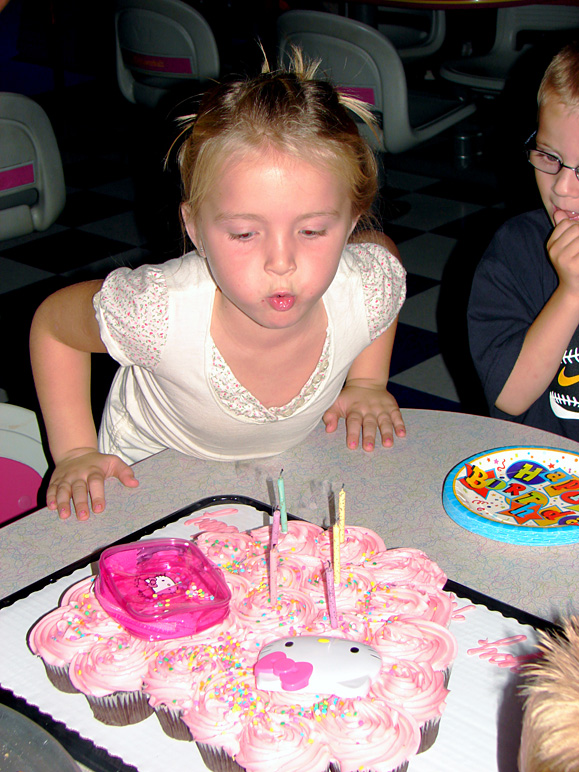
322,321,405,450
496,216,579,414
30,281,138,520
324,229,405,450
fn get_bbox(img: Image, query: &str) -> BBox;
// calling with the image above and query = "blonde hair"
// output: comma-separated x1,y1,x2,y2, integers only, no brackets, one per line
519,617,579,772
538,41,579,112
174,49,379,229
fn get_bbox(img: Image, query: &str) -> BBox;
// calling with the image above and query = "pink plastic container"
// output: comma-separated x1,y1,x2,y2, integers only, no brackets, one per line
94,538,231,641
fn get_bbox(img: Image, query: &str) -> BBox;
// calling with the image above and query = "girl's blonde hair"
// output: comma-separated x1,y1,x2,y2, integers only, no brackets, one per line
175,49,379,228
519,617,579,772
538,41,579,111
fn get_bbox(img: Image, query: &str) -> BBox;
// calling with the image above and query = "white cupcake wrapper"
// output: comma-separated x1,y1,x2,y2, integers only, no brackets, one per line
417,717,441,753
43,663,79,694
85,690,153,726
195,743,246,772
154,706,193,742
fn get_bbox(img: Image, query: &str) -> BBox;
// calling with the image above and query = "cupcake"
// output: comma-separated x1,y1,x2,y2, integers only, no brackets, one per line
69,632,154,725
369,660,448,752
28,601,123,693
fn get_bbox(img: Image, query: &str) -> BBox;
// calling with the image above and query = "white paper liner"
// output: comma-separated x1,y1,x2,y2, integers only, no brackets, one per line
0,503,540,771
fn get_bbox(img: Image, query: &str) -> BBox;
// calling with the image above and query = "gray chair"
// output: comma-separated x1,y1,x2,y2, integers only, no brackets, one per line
440,4,579,95
277,10,476,155
115,0,220,109
0,92,65,242
377,8,446,63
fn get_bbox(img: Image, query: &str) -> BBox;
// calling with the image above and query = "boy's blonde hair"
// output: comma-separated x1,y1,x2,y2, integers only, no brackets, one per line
175,49,379,228
519,617,579,772
538,41,579,111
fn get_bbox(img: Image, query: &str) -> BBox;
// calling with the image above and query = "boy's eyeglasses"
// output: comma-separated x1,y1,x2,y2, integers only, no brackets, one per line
525,131,579,182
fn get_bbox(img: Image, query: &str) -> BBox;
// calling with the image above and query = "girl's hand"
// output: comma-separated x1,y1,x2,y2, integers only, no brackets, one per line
46,448,139,521
323,383,406,451
548,212,579,296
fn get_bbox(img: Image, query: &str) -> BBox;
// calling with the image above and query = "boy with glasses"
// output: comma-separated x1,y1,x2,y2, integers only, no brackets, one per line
468,42,579,439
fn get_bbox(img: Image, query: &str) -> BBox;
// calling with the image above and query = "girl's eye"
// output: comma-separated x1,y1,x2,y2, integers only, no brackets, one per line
301,229,326,237
228,232,255,241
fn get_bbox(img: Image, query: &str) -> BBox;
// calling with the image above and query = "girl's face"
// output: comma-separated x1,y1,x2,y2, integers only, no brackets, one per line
535,99,579,226
184,149,357,334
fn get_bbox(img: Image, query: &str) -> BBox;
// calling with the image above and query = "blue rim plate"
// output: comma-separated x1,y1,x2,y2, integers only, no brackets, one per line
442,446,579,545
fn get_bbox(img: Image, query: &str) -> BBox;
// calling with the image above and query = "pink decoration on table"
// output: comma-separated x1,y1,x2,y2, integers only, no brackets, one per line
254,651,313,691
467,636,538,672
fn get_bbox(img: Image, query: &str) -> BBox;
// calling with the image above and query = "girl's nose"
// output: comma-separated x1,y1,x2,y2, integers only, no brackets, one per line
264,237,296,275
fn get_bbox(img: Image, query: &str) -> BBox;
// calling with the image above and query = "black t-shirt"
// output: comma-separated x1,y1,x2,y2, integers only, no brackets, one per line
468,208,579,441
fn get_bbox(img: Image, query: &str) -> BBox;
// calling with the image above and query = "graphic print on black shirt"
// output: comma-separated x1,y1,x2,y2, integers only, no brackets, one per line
550,329,579,421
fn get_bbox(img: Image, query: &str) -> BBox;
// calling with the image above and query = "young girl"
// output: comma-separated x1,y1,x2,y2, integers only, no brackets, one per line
30,52,406,521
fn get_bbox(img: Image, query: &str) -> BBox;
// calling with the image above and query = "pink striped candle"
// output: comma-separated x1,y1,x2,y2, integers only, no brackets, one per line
324,560,338,628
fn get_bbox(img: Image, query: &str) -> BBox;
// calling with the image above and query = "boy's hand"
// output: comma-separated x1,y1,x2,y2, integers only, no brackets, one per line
548,211,579,296
323,383,406,451
46,448,139,521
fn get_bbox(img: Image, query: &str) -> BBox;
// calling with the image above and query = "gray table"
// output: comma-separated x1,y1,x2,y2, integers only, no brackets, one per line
3,409,579,621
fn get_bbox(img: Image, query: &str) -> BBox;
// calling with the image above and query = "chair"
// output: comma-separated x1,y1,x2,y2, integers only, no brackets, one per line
377,8,446,63
0,404,48,525
114,0,220,109
439,5,579,95
0,92,65,242
277,10,476,155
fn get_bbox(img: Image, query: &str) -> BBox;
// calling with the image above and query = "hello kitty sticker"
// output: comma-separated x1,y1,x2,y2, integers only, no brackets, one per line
442,446,579,545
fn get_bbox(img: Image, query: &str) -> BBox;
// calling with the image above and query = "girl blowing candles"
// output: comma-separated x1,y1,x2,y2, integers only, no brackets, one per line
30,51,406,520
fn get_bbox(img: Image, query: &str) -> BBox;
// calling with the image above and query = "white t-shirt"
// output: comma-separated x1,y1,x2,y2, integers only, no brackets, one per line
93,243,406,463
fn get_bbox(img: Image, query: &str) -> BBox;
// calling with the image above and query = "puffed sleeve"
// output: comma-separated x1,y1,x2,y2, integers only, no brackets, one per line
348,243,407,340
93,264,169,370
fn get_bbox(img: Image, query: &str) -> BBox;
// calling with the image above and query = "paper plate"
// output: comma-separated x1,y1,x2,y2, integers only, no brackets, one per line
442,446,579,545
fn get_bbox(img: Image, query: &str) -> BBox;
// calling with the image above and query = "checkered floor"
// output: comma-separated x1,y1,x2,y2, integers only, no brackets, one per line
0,53,543,431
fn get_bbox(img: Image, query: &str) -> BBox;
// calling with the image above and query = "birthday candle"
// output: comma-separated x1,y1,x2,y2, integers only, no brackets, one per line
339,485,346,544
324,560,338,628
271,507,281,549
277,469,288,533
333,522,341,585
269,547,278,603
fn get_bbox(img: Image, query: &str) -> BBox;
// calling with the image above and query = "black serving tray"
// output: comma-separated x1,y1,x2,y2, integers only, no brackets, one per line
0,495,559,772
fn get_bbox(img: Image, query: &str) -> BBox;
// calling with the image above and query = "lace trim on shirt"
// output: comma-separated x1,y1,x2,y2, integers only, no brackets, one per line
210,331,331,423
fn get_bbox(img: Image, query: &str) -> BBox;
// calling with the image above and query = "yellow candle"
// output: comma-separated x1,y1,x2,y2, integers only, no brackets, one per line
333,522,341,585
339,485,346,544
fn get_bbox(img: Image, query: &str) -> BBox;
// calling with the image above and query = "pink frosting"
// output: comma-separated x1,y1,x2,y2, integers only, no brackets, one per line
182,668,265,756
230,586,319,642
317,526,387,565
29,604,124,666
251,521,325,558
59,576,97,606
363,547,448,589
371,619,458,672
369,660,448,725
69,632,153,696
235,704,332,772
320,696,420,772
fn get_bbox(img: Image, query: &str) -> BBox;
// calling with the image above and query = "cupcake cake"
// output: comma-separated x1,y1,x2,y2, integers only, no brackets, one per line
30,515,457,771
